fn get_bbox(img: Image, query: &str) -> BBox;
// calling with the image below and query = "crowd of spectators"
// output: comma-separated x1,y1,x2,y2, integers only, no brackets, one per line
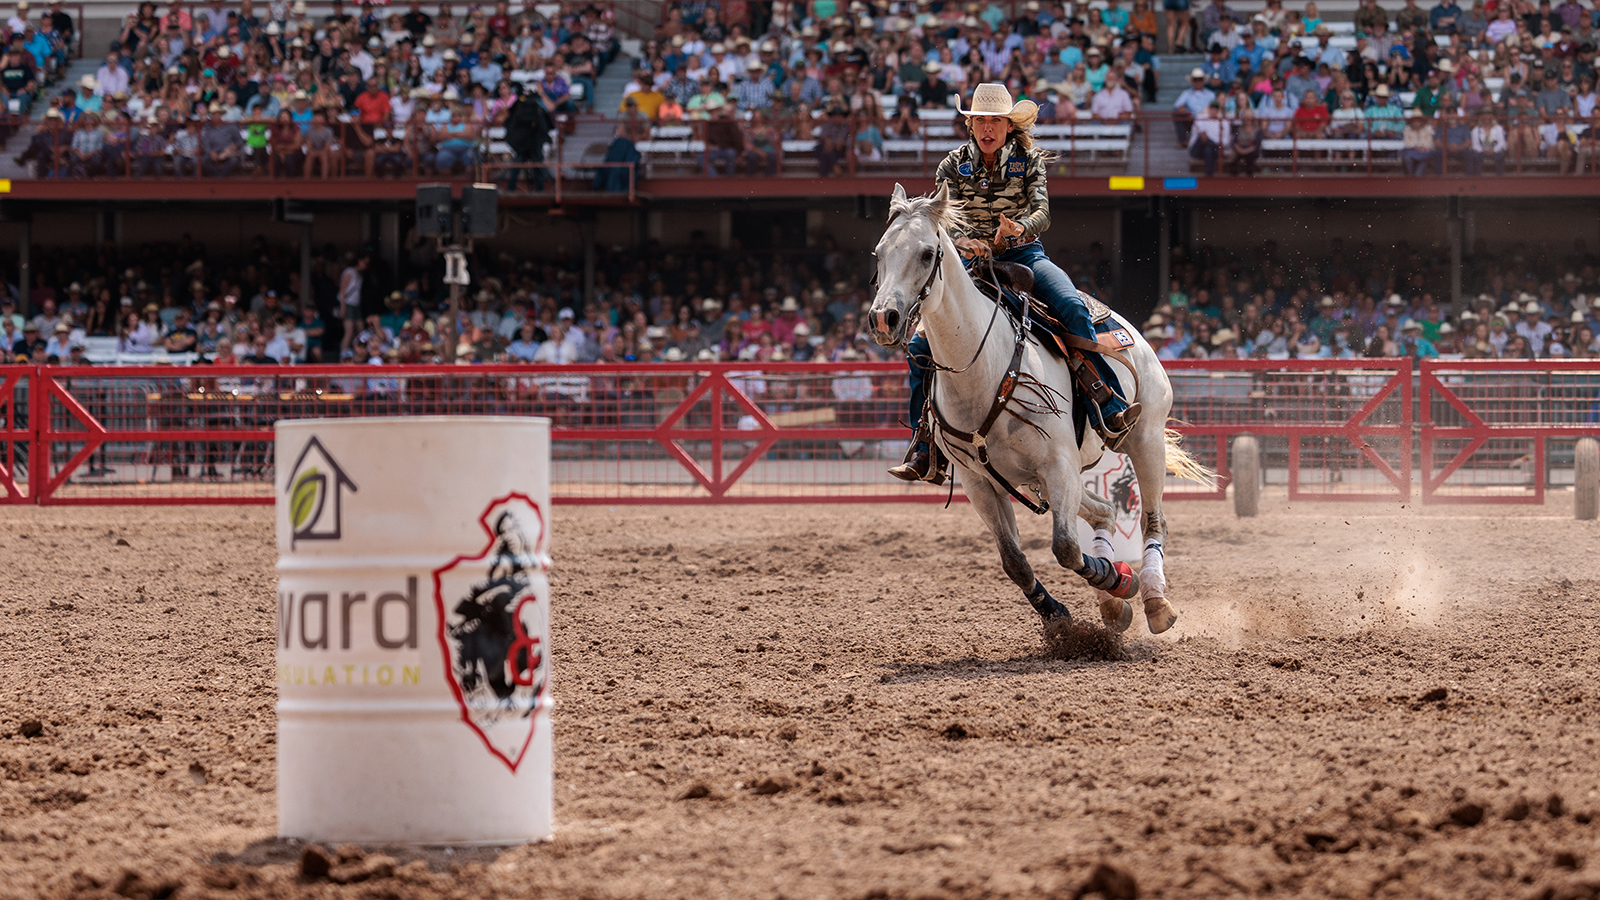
1143,236,1600,359
618,0,1166,176
8,0,1600,181
11,0,618,178
0,228,922,367
4,229,1600,368
1173,0,1600,174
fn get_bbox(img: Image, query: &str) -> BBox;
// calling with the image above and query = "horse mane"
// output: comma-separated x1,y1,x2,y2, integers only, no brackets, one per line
888,189,969,239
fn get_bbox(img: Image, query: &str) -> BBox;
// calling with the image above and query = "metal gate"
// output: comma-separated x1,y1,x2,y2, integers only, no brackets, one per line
1420,359,1600,504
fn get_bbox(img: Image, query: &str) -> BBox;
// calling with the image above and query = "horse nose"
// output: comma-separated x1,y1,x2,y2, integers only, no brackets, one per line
868,307,899,341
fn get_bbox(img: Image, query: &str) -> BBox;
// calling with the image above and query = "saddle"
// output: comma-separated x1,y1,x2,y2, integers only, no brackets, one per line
969,260,1140,444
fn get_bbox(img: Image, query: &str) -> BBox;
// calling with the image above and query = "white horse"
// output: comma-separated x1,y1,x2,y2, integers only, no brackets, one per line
868,184,1213,635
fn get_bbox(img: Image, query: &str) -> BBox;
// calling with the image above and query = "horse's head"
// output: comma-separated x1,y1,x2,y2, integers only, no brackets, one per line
867,183,963,347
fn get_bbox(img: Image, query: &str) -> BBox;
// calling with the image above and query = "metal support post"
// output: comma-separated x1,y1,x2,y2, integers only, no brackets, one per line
17,219,29,316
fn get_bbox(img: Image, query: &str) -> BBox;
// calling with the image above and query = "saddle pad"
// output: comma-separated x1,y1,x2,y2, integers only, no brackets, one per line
1097,327,1136,351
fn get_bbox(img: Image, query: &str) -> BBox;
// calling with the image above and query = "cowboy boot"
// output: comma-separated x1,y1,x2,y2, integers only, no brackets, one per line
1099,401,1143,453
888,442,948,485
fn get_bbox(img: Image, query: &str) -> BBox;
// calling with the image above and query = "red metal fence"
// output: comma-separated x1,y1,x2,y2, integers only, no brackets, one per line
0,360,1593,507
1421,359,1600,504
1166,359,1412,503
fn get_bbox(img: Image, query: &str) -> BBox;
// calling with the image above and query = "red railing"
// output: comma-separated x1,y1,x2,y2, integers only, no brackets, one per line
480,160,637,203
1166,358,1412,502
0,359,1591,506
1420,358,1600,504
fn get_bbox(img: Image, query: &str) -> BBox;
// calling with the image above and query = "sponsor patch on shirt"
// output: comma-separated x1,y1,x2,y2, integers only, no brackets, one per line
957,161,973,176
1006,158,1025,177
1109,328,1135,348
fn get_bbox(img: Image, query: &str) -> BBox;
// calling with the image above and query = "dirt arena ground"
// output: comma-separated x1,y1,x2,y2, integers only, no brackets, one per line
2,494,1599,900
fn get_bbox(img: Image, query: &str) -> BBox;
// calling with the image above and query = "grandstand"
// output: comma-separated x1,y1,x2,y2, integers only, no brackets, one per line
0,0,1590,371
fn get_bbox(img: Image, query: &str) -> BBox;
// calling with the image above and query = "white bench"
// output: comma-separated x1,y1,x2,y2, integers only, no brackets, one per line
1035,123,1134,138
635,138,704,175
1258,137,1406,167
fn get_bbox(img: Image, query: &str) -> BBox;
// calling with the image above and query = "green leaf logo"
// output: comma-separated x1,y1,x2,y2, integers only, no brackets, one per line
290,469,323,531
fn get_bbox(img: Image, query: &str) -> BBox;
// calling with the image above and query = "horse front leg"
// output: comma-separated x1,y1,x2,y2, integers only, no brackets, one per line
964,474,1071,623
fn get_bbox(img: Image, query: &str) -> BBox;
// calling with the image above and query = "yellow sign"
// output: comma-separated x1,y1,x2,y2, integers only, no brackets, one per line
1108,176,1145,191
0,180,13,193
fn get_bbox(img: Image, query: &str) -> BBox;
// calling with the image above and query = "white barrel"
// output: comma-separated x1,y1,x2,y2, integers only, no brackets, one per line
1577,437,1599,522
1076,452,1142,563
1232,435,1261,518
274,416,552,844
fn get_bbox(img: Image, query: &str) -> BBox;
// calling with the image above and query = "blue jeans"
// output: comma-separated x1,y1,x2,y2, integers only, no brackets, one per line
906,240,1125,438
434,142,478,173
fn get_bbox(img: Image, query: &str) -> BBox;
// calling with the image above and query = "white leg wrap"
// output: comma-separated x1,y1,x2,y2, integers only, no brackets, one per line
1140,540,1166,601
1090,530,1117,601
1091,529,1115,561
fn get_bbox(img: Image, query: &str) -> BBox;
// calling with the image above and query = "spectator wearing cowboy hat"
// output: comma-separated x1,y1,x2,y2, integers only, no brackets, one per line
1173,66,1214,145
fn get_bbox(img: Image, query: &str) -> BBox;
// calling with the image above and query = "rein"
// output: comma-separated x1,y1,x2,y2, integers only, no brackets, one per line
904,243,1009,378
922,254,1055,516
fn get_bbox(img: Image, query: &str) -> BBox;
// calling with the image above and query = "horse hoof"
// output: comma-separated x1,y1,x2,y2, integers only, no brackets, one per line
1144,597,1178,635
1099,594,1133,632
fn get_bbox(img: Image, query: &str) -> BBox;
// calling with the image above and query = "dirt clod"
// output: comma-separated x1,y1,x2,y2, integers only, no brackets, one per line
1268,656,1304,671
1549,794,1568,818
1449,802,1487,827
678,782,713,800
1505,797,1531,821
1419,687,1449,703
298,845,332,881
1074,861,1140,899
750,776,792,795
18,718,42,738
110,868,181,900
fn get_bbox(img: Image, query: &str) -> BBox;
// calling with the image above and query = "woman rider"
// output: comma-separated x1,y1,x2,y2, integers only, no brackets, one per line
889,82,1141,483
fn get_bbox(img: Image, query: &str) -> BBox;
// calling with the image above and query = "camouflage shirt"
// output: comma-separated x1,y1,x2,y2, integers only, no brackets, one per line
934,137,1051,246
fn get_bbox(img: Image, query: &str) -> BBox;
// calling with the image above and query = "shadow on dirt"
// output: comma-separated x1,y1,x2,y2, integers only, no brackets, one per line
877,636,1158,684
213,836,516,873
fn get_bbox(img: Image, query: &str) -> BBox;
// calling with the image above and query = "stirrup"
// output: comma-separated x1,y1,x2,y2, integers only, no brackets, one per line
1097,402,1142,453
888,446,947,485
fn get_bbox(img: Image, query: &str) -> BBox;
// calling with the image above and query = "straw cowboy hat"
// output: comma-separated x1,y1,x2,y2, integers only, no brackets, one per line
957,83,1038,126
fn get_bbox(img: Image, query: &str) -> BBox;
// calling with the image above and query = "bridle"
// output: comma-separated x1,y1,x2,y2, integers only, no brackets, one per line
877,214,1008,376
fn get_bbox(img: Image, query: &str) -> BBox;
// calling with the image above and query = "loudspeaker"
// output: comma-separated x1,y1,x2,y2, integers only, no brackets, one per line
461,183,498,237
415,184,453,236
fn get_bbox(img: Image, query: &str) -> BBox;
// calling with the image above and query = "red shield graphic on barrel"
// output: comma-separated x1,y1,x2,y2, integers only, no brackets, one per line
433,494,551,772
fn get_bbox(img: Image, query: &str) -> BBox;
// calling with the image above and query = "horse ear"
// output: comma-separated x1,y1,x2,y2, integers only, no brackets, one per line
892,183,908,203
933,182,950,205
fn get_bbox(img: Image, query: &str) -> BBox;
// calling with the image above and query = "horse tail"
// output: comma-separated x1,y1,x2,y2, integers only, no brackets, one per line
1163,427,1218,487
